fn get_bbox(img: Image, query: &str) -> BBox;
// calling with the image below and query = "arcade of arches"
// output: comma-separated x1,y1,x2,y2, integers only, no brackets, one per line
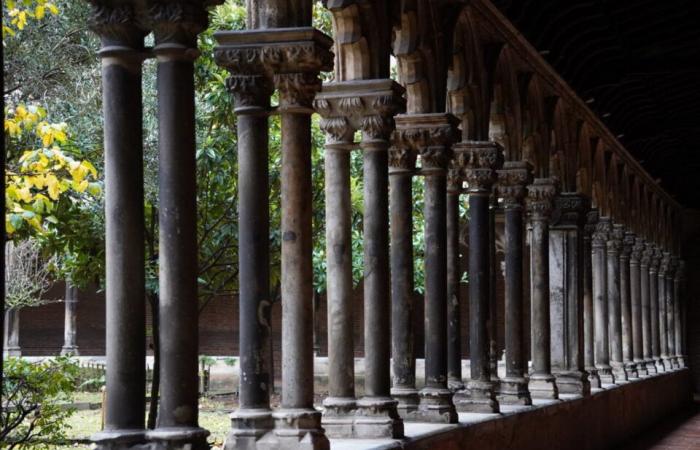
82,0,697,449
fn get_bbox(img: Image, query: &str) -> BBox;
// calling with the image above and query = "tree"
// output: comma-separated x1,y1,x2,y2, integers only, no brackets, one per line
4,239,53,310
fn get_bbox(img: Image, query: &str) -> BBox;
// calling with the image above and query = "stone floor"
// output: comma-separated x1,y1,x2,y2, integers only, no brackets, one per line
621,400,700,450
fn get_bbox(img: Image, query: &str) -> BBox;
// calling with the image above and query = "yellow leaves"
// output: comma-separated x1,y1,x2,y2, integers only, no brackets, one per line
3,1,60,38
45,174,61,200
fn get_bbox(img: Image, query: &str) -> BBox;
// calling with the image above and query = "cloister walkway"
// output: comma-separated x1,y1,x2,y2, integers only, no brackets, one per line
622,401,700,450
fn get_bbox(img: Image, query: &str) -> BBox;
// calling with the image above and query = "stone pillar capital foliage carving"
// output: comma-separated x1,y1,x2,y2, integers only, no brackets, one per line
621,232,636,258
87,1,147,51
225,75,274,113
453,140,504,193
496,161,533,209
525,177,559,220
607,224,625,255
592,216,612,249
314,79,406,146
631,237,645,263
393,113,459,175
584,209,599,238
550,192,590,228
148,1,209,53
214,27,333,111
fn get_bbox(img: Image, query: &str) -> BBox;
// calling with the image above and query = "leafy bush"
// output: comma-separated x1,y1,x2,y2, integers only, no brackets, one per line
0,356,79,449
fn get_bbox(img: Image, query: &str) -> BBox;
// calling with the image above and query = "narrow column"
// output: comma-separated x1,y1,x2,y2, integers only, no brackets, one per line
489,199,500,385
592,217,614,384
665,255,676,369
640,241,656,374
273,48,332,448
3,308,21,357
620,232,637,378
649,245,665,372
355,85,405,437
525,178,559,399
548,193,591,396
89,5,147,446
314,87,357,438
658,251,670,371
147,5,211,446
675,261,686,367
495,161,532,404
447,167,464,391
389,118,419,420
630,238,647,376
215,45,275,450
453,141,503,412
607,224,628,382
583,211,601,388
61,282,80,355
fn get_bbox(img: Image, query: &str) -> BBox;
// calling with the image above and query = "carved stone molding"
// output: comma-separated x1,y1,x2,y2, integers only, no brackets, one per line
453,140,504,192
496,161,533,209
87,2,147,51
607,224,625,255
225,74,274,112
447,163,463,193
148,1,209,50
525,177,559,220
641,241,653,267
622,232,636,259
631,237,645,263
550,192,590,228
393,113,459,175
592,216,612,249
314,79,406,145
274,72,323,111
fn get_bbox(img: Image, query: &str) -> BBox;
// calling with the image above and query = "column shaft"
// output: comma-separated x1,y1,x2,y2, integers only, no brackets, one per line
592,218,614,384
640,244,655,374
630,240,646,375
583,211,601,387
61,282,79,355
607,225,627,381
649,249,663,372
446,176,463,390
658,257,668,368
620,233,636,377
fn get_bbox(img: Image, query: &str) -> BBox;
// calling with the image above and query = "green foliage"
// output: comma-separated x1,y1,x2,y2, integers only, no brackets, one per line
0,356,79,449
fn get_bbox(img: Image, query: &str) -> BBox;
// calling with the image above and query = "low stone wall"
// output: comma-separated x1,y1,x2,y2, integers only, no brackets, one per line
402,370,692,450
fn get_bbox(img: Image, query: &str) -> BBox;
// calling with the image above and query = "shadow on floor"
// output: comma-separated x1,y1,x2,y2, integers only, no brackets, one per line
619,399,700,450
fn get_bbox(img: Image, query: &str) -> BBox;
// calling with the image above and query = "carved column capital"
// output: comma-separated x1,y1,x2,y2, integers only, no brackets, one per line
631,237,645,264
447,162,463,193
525,177,559,220
584,209,599,239
225,75,274,113
453,140,504,193
607,223,625,255
664,253,676,278
592,216,612,249
550,192,590,228
87,1,147,53
393,113,459,176
496,160,532,209
274,72,323,111
148,1,209,57
621,231,636,259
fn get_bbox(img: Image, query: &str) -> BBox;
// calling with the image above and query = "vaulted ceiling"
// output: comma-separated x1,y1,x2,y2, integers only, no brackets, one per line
492,0,700,208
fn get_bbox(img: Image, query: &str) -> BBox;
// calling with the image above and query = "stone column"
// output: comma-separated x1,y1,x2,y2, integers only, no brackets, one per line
649,245,665,373
453,141,503,412
355,85,405,437
640,241,656,374
61,282,80,356
658,251,670,371
395,114,458,423
88,4,147,446
548,193,591,396
388,117,419,420
3,308,21,357
665,255,676,369
215,34,276,450
620,232,637,378
314,85,358,438
495,161,532,404
607,224,628,382
630,238,647,376
489,199,500,386
525,178,559,399
273,34,332,450
148,5,210,447
446,166,464,391
583,211,601,388
675,261,685,367
592,217,614,384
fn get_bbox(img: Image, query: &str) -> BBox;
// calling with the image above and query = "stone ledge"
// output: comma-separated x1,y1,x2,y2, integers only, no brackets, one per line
331,369,692,450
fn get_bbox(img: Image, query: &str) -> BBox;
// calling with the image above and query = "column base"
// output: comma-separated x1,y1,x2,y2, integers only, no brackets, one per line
654,358,666,373
585,367,601,389
4,346,21,357
634,359,648,377
596,365,615,384
611,362,629,383
453,379,500,413
148,427,210,450
661,356,674,372
553,370,591,397
408,387,457,423
624,362,639,379
677,355,686,368
497,376,532,405
391,387,420,421
321,397,356,438
528,373,559,400
448,377,465,391
272,408,329,450
92,429,147,450
670,356,680,370
225,408,275,450
61,345,80,356
354,396,403,439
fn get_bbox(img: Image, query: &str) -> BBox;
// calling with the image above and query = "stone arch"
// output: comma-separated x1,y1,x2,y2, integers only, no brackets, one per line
487,46,523,160
576,122,595,197
549,99,578,191
592,139,608,215
520,74,549,176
